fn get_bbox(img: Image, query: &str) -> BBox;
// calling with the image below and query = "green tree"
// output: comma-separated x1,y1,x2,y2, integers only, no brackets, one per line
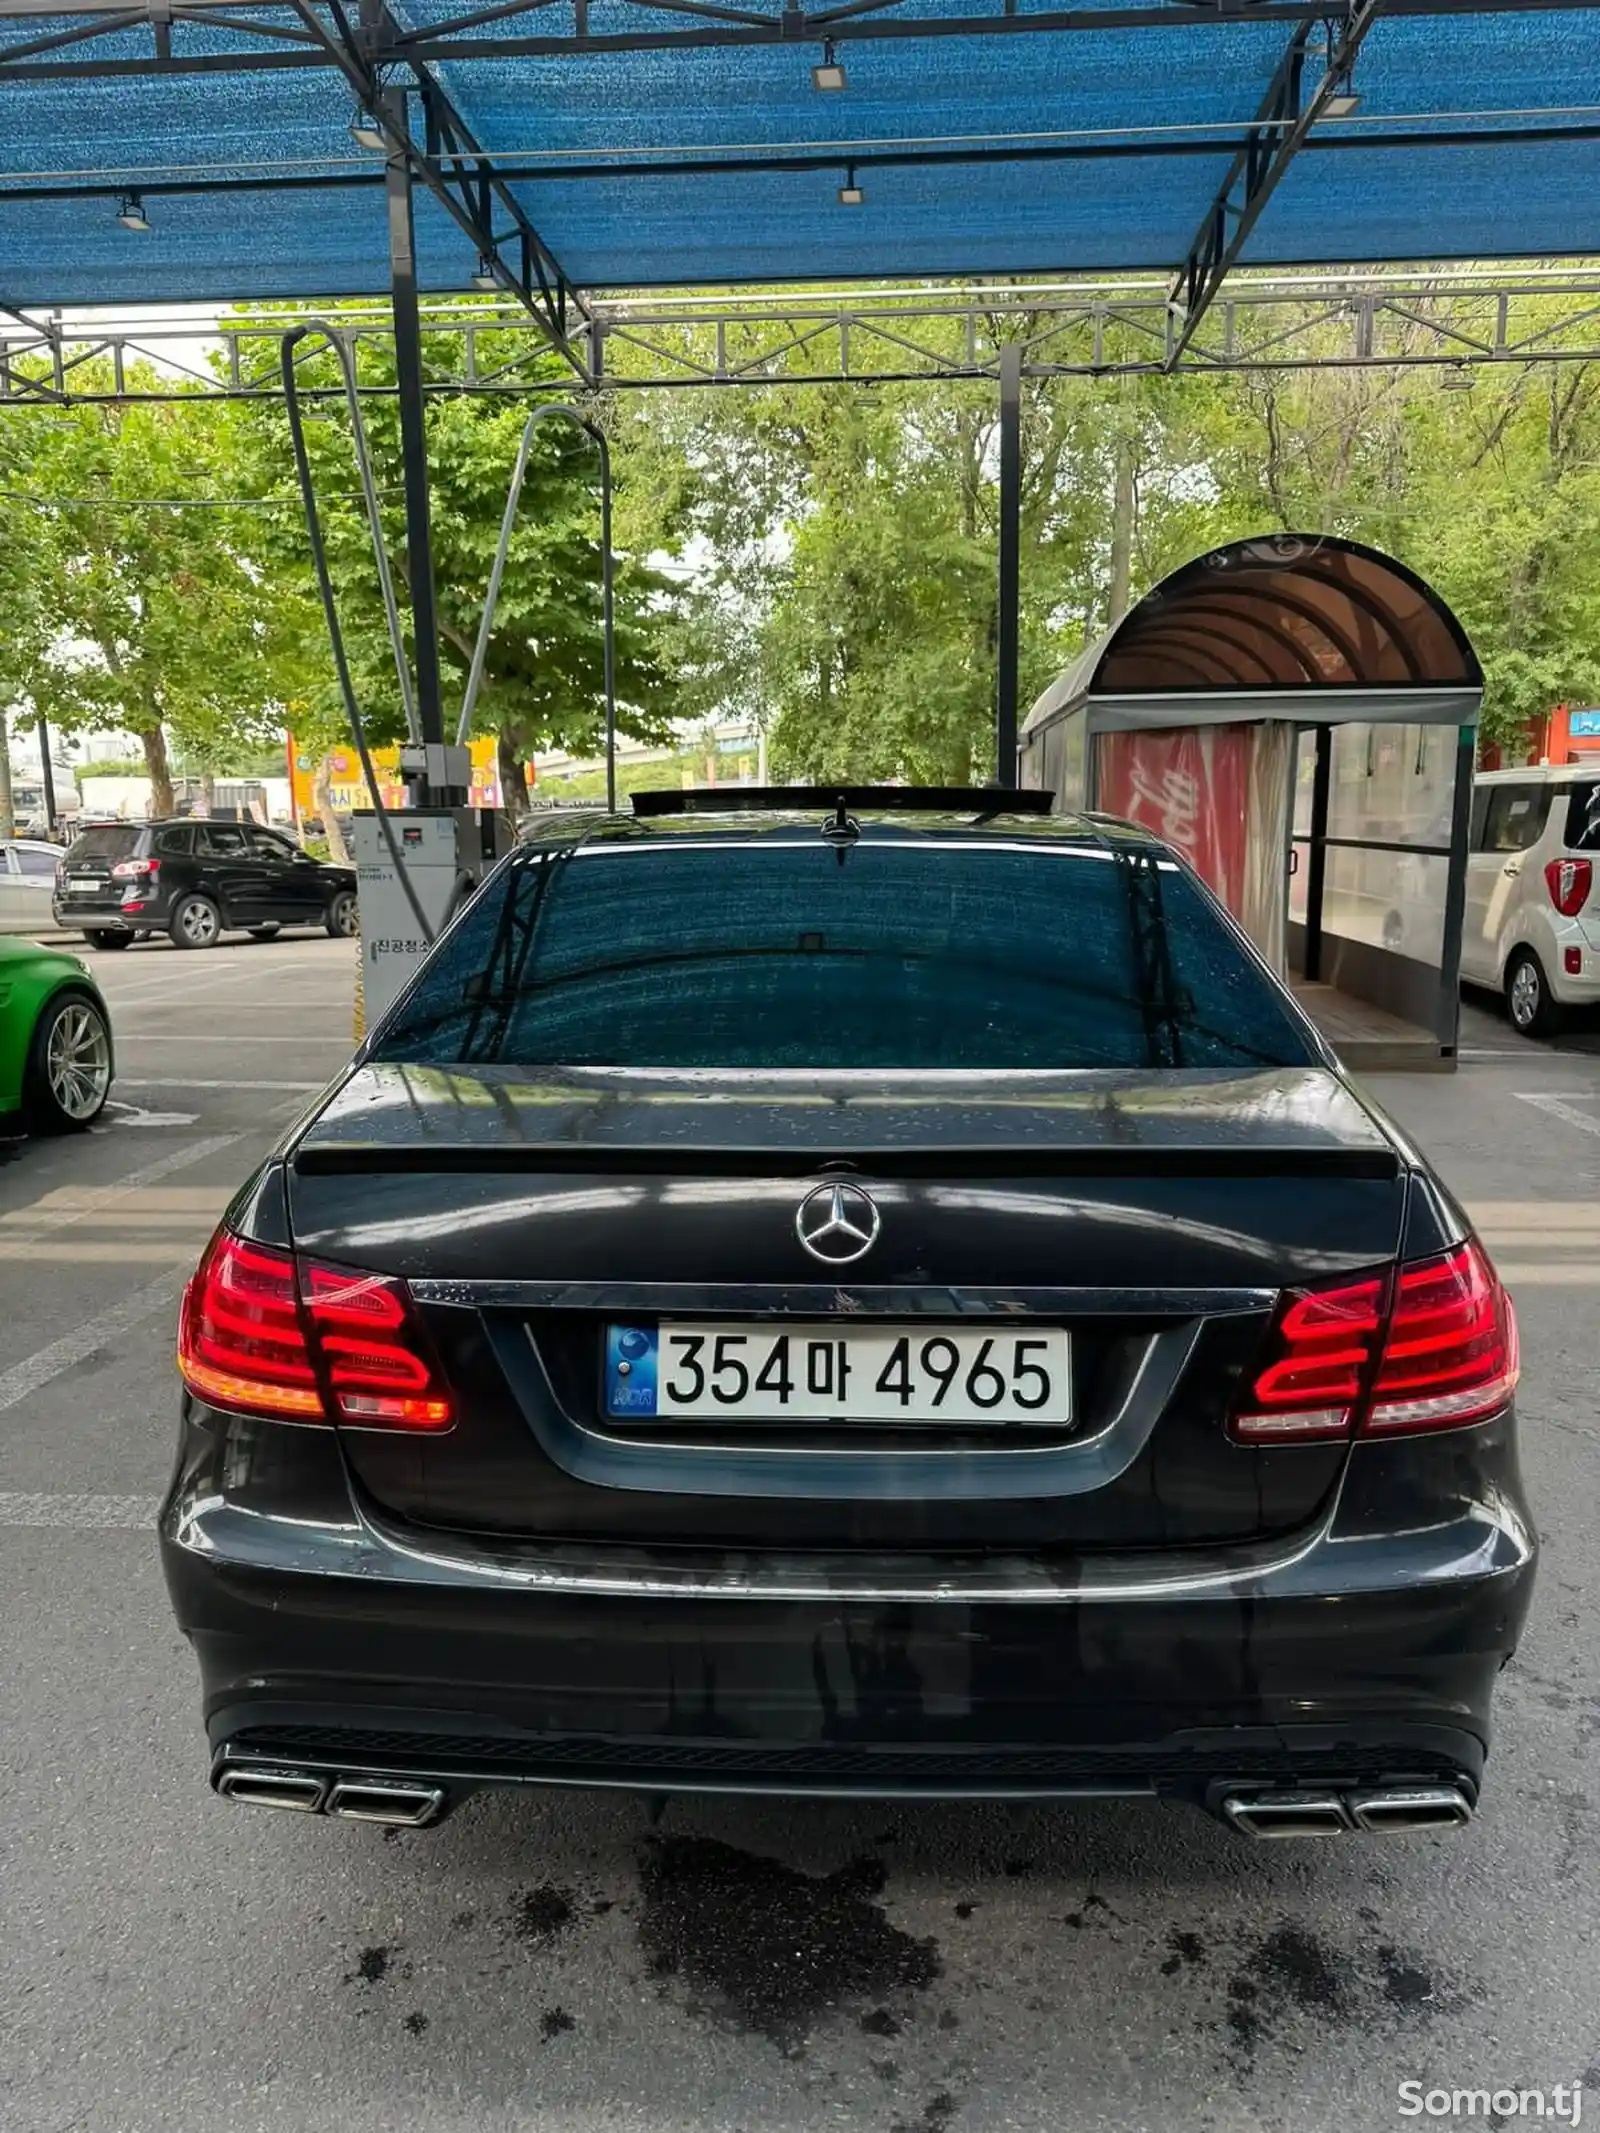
0,374,289,813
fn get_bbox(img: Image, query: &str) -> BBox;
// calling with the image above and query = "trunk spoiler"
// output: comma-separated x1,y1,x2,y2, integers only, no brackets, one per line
292,1143,1403,1181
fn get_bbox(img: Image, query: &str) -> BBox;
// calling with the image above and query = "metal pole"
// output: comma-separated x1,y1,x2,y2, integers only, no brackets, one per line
1435,724,1476,1058
454,405,617,811
995,340,1023,788
596,426,616,814
1303,723,1331,982
37,716,58,834
383,90,449,797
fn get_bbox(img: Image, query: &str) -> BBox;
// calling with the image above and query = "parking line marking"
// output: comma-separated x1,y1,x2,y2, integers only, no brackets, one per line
0,1135,241,1240
0,1492,154,1529
1512,1091,1600,1138
0,1266,188,1412
115,1035,348,1047
117,1077,321,1092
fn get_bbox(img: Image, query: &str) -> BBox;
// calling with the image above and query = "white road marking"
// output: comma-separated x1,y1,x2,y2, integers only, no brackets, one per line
117,1077,321,1092
1497,1265,1600,1285
0,1266,188,1412
5,1136,241,1239
1512,1091,1600,1137
115,1034,348,1046
104,1101,200,1128
0,1492,154,1529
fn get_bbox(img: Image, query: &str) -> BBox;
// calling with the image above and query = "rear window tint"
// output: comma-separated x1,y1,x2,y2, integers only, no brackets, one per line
375,835,1313,1072
64,825,143,862
1566,783,1600,851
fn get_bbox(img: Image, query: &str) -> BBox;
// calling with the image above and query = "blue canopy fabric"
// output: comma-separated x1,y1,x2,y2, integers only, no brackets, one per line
3,0,1600,303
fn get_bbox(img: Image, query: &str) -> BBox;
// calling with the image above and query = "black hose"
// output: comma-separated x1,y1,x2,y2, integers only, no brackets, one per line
279,322,435,950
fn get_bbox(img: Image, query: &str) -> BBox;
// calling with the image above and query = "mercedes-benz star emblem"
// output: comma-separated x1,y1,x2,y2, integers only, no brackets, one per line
795,1181,882,1266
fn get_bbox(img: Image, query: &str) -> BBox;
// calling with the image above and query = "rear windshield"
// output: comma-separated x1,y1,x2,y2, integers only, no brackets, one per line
374,835,1313,1073
64,825,143,862
1566,783,1600,851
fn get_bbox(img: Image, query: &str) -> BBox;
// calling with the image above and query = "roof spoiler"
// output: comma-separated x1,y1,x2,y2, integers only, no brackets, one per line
630,785,1056,818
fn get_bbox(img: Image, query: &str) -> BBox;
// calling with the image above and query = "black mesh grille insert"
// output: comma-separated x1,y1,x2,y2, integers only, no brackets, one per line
231,1725,1463,1788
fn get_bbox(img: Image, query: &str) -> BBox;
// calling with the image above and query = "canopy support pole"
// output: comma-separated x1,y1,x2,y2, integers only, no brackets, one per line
383,95,456,804
995,340,1022,788
1436,725,1475,1055
1303,723,1331,981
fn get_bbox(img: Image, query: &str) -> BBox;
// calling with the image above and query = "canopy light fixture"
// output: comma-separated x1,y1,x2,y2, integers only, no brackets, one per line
1321,88,1362,118
471,254,499,291
812,39,847,92
1440,365,1477,391
838,163,864,206
350,108,386,150
115,193,150,233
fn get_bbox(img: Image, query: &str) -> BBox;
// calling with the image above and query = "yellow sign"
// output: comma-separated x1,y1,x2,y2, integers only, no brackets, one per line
286,735,525,823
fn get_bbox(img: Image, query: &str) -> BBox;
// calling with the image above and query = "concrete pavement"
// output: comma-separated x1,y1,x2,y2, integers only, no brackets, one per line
1,951,1596,2133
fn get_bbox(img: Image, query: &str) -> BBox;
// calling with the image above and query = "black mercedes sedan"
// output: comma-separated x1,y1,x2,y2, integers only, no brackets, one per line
160,789,1535,1840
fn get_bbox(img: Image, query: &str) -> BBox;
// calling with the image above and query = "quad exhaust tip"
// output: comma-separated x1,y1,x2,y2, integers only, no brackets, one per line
1222,1783,1475,1839
215,1766,447,1828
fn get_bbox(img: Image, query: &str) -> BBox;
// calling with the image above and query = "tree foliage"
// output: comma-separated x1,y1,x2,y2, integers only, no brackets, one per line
6,295,1600,809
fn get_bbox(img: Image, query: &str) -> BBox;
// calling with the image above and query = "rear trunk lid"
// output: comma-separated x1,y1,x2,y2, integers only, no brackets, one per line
286,1062,1407,1552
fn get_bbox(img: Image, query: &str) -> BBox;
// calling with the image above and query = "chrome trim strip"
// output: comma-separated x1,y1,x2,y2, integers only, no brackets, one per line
412,1278,1277,1318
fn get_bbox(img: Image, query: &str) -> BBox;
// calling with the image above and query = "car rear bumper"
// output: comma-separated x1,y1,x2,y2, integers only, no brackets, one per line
159,1404,1537,1816
52,900,157,931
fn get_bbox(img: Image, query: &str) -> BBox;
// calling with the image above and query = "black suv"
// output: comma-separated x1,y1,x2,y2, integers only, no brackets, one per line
54,819,358,951
162,789,1534,1840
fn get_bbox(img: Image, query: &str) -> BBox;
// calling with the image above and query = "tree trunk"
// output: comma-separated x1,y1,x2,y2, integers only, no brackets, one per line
0,715,13,840
313,754,351,863
497,725,530,818
140,724,174,818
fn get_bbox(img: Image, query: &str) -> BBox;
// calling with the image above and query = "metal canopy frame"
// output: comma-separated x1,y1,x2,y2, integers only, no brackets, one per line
7,1,1600,798
12,269,1600,406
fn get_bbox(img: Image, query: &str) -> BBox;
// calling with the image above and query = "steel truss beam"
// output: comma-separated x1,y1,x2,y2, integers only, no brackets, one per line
0,0,1597,77
8,274,1600,404
272,0,593,379
1167,0,1387,362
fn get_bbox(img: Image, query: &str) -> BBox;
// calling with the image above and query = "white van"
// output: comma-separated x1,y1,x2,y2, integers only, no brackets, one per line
1461,766,1600,1035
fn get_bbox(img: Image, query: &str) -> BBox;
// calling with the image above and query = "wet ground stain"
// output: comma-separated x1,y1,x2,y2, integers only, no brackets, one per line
636,1834,940,2047
1213,1918,1470,2067
403,2012,428,2037
1062,1891,1121,1931
894,2089,959,2133
345,1945,393,1986
1161,1929,1208,1977
512,1886,576,1941
541,2007,576,2041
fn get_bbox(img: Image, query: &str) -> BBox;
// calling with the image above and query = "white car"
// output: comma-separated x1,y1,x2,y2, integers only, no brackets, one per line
1461,766,1600,1035
0,837,65,934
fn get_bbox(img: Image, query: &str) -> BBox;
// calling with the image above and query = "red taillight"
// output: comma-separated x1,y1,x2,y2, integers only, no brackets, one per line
112,856,159,881
302,1262,452,1429
1365,1240,1518,1436
1545,855,1593,916
1230,1240,1517,1445
178,1230,453,1431
1231,1277,1385,1442
178,1232,322,1419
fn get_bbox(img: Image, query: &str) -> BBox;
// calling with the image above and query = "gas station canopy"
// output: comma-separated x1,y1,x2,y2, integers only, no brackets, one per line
4,0,1600,317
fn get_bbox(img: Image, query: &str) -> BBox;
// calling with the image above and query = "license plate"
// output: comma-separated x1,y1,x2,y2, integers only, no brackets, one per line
67,877,101,895
604,1322,1071,1426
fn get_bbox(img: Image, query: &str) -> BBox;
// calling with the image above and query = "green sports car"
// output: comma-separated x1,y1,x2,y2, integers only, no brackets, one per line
0,936,114,1134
